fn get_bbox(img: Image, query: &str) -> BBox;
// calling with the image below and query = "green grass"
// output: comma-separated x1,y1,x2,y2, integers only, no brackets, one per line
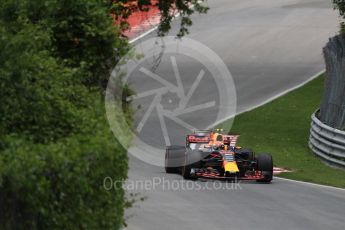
224,75,345,188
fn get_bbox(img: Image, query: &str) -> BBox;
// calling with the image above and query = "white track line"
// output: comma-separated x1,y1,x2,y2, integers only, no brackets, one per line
274,177,345,191
129,25,159,44
208,69,325,129
128,11,177,44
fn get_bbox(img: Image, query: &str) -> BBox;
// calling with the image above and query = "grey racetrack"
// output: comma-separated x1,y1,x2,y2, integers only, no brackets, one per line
124,1,345,230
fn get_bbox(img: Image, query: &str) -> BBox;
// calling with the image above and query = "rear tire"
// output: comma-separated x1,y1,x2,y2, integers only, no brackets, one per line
256,153,273,183
165,146,185,174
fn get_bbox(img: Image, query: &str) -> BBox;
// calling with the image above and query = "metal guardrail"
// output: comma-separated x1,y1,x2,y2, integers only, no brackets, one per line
309,110,345,169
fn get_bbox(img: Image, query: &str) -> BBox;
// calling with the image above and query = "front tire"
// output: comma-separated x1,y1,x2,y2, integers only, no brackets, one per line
256,153,273,183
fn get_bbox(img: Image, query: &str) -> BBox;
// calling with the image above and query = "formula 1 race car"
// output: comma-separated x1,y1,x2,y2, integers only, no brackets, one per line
165,129,273,182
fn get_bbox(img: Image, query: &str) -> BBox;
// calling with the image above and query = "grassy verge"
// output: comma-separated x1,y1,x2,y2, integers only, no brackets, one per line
224,75,345,188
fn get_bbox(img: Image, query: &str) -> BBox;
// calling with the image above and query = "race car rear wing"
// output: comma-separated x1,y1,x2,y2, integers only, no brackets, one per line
186,133,240,146
186,135,210,143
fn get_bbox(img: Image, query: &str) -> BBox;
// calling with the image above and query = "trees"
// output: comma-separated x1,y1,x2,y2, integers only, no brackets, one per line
155,0,209,37
0,1,129,228
333,0,345,32
0,0,208,229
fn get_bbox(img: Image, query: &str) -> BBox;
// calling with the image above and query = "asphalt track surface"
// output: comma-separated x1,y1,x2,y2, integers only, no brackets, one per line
124,1,345,229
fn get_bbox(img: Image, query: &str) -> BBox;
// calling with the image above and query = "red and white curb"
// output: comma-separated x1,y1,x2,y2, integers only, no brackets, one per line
273,167,291,175
126,2,196,42
125,10,161,40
